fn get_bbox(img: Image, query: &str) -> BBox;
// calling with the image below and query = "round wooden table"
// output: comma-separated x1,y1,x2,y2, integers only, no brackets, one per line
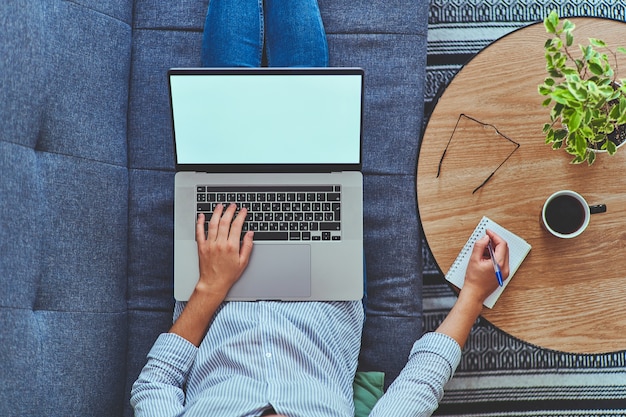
417,17,626,354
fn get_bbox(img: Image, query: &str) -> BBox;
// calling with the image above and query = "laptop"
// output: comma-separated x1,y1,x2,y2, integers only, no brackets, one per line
169,67,364,301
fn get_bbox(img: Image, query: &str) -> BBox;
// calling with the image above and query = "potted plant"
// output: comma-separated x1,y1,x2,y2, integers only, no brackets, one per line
538,10,626,165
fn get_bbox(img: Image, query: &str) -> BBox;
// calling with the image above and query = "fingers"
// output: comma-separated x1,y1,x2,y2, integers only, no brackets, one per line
196,212,206,242
215,204,253,264
206,203,252,243
486,229,510,278
217,204,237,240
486,229,506,250
206,203,238,241
471,234,490,261
206,203,225,241
228,205,247,243
239,231,254,265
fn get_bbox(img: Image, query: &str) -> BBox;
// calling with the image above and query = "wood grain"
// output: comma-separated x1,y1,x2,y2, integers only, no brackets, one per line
417,18,626,353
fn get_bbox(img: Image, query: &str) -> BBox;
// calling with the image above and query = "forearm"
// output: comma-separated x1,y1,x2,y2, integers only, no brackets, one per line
436,230,509,348
435,289,483,349
169,282,228,347
171,204,253,347
132,288,226,415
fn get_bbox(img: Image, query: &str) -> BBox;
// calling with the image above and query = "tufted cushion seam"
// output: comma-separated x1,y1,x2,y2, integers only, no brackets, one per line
29,147,129,169
62,0,132,26
0,305,128,314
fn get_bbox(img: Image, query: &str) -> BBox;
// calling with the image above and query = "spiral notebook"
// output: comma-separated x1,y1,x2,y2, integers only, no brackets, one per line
446,216,532,308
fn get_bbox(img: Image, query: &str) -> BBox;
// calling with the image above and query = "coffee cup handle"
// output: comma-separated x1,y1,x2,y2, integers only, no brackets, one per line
590,204,607,214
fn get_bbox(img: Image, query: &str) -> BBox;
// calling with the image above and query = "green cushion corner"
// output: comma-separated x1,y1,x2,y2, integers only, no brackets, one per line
353,371,385,417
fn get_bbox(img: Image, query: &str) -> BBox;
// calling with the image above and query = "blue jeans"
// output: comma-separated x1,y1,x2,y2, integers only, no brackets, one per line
201,0,328,67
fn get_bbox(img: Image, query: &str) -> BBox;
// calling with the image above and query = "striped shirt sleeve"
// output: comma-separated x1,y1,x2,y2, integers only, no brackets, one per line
130,333,198,417
369,332,462,417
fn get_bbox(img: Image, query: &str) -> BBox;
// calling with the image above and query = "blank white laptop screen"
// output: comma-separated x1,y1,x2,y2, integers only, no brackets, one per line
170,72,363,166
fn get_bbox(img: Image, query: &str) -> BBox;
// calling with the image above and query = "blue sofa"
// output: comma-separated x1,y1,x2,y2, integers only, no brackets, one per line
0,1,428,415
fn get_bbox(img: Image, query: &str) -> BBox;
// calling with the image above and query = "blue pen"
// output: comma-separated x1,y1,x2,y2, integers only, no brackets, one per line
487,239,504,287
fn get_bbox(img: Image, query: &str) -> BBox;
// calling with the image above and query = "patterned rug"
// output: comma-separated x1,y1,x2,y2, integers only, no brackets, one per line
421,1,626,415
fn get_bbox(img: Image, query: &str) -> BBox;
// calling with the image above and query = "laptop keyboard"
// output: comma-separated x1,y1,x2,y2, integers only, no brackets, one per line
196,185,341,241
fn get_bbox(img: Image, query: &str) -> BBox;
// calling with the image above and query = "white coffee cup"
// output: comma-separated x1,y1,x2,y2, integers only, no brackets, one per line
541,190,590,239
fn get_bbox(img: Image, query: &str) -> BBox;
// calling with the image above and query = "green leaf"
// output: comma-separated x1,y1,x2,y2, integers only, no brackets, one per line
542,97,552,107
545,52,554,66
574,58,585,73
586,80,599,94
606,139,617,155
606,66,615,79
554,129,568,141
588,62,605,76
605,123,614,134
567,83,587,101
589,38,607,48
568,110,583,132
567,72,582,82
584,108,592,125
552,102,564,118
552,87,578,106
549,68,563,78
563,20,575,32
566,30,574,47
545,10,559,34
617,47,626,54
538,85,552,95
609,104,621,120
561,67,577,76
579,45,588,58
575,133,588,155
597,84,615,97
591,132,605,143
554,38,564,51
580,124,595,139
587,150,596,165
599,77,613,86
609,89,621,101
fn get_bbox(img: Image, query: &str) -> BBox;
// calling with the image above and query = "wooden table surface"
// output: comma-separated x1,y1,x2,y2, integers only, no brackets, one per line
417,18,626,354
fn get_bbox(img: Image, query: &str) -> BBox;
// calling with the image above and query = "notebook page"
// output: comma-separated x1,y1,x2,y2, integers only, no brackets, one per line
445,216,531,308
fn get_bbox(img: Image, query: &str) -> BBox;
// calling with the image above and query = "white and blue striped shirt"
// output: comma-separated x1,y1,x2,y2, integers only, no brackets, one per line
131,301,461,417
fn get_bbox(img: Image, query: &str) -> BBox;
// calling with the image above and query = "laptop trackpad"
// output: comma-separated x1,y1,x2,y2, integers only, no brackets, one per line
226,244,311,300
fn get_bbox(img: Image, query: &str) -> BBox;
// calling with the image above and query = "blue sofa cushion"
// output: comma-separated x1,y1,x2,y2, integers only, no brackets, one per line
1,1,132,415
0,1,428,416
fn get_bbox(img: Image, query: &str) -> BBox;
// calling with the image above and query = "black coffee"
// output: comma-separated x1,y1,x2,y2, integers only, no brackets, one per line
544,195,585,235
